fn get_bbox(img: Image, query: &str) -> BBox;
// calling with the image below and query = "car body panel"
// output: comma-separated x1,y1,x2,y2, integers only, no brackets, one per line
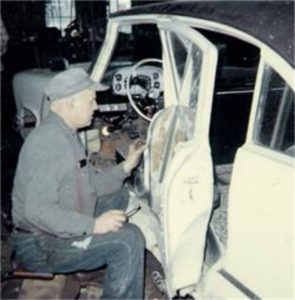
226,145,293,298
13,69,55,125
140,21,218,294
201,266,256,299
13,62,91,131
223,53,294,298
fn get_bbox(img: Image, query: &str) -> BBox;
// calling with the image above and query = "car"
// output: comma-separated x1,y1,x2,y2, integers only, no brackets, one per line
12,1,294,299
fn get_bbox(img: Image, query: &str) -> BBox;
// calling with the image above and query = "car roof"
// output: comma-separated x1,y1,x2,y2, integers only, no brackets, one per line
112,1,294,68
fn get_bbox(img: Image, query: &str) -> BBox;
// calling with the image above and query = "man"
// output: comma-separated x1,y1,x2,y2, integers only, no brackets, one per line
11,68,146,299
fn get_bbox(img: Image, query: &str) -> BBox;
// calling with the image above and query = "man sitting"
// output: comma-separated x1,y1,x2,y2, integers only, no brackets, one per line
11,68,146,299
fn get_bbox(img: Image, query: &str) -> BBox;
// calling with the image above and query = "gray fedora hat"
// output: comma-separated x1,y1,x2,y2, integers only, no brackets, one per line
44,68,109,101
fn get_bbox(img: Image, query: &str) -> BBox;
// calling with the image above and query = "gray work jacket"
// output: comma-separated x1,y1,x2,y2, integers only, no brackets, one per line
12,112,128,238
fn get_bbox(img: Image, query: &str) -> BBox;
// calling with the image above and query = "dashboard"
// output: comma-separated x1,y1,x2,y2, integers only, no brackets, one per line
112,65,163,96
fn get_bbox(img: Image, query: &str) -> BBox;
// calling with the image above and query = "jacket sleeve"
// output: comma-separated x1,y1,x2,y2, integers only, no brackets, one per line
89,163,130,197
21,128,95,238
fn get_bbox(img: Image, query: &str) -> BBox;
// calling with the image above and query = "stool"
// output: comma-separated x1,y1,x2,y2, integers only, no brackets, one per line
1,258,54,281
1,258,81,299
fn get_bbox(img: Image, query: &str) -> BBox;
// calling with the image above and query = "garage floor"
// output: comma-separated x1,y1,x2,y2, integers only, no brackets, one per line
1,126,166,299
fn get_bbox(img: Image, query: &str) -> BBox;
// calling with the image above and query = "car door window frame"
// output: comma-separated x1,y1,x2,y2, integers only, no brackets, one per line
158,21,218,145
152,22,217,183
245,52,294,164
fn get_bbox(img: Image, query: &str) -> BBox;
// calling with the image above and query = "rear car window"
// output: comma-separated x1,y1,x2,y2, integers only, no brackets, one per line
253,64,294,157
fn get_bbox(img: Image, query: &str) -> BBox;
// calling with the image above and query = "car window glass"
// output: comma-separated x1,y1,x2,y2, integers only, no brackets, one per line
254,65,294,157
168,45,202,152
188,45,202,110
100,23,162,85
168,31,202,110
170,33,189,84
156,31,205,183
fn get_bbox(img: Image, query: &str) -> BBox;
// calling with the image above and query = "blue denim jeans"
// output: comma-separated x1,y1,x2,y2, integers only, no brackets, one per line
11,187,145,299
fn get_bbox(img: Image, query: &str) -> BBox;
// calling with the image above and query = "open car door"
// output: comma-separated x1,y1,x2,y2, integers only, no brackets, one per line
144,20,218,296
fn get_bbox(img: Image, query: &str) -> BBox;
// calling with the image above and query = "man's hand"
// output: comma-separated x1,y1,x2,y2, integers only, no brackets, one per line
123,139,146,173
93,210,127,234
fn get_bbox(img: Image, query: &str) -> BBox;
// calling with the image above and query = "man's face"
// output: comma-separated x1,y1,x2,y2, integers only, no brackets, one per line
70,89,98,128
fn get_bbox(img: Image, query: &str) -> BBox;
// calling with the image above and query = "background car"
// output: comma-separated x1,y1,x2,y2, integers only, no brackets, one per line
12,1,294,299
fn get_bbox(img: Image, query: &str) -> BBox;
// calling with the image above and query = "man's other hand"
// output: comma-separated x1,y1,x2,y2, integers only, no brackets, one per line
123,139,146,173
93,210,127,234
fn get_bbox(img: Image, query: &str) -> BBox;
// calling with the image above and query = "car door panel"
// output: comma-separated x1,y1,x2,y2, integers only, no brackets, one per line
145,21,218,295
226,146,293,298
225,60,294,298
164,139,214,291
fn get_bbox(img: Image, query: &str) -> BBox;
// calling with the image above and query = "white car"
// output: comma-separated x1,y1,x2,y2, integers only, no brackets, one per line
13,1,294,299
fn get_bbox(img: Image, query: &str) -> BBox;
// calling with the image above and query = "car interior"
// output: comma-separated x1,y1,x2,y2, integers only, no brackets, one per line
83,24,261,250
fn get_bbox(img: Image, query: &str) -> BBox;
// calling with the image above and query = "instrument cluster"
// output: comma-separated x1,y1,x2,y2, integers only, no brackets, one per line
112,65,163,96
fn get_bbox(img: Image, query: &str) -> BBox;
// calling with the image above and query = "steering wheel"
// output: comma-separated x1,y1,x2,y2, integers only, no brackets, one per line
127,58,163,121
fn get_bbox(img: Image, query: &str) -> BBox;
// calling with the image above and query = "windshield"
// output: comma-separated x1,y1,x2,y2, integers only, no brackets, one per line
90,23,162,85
